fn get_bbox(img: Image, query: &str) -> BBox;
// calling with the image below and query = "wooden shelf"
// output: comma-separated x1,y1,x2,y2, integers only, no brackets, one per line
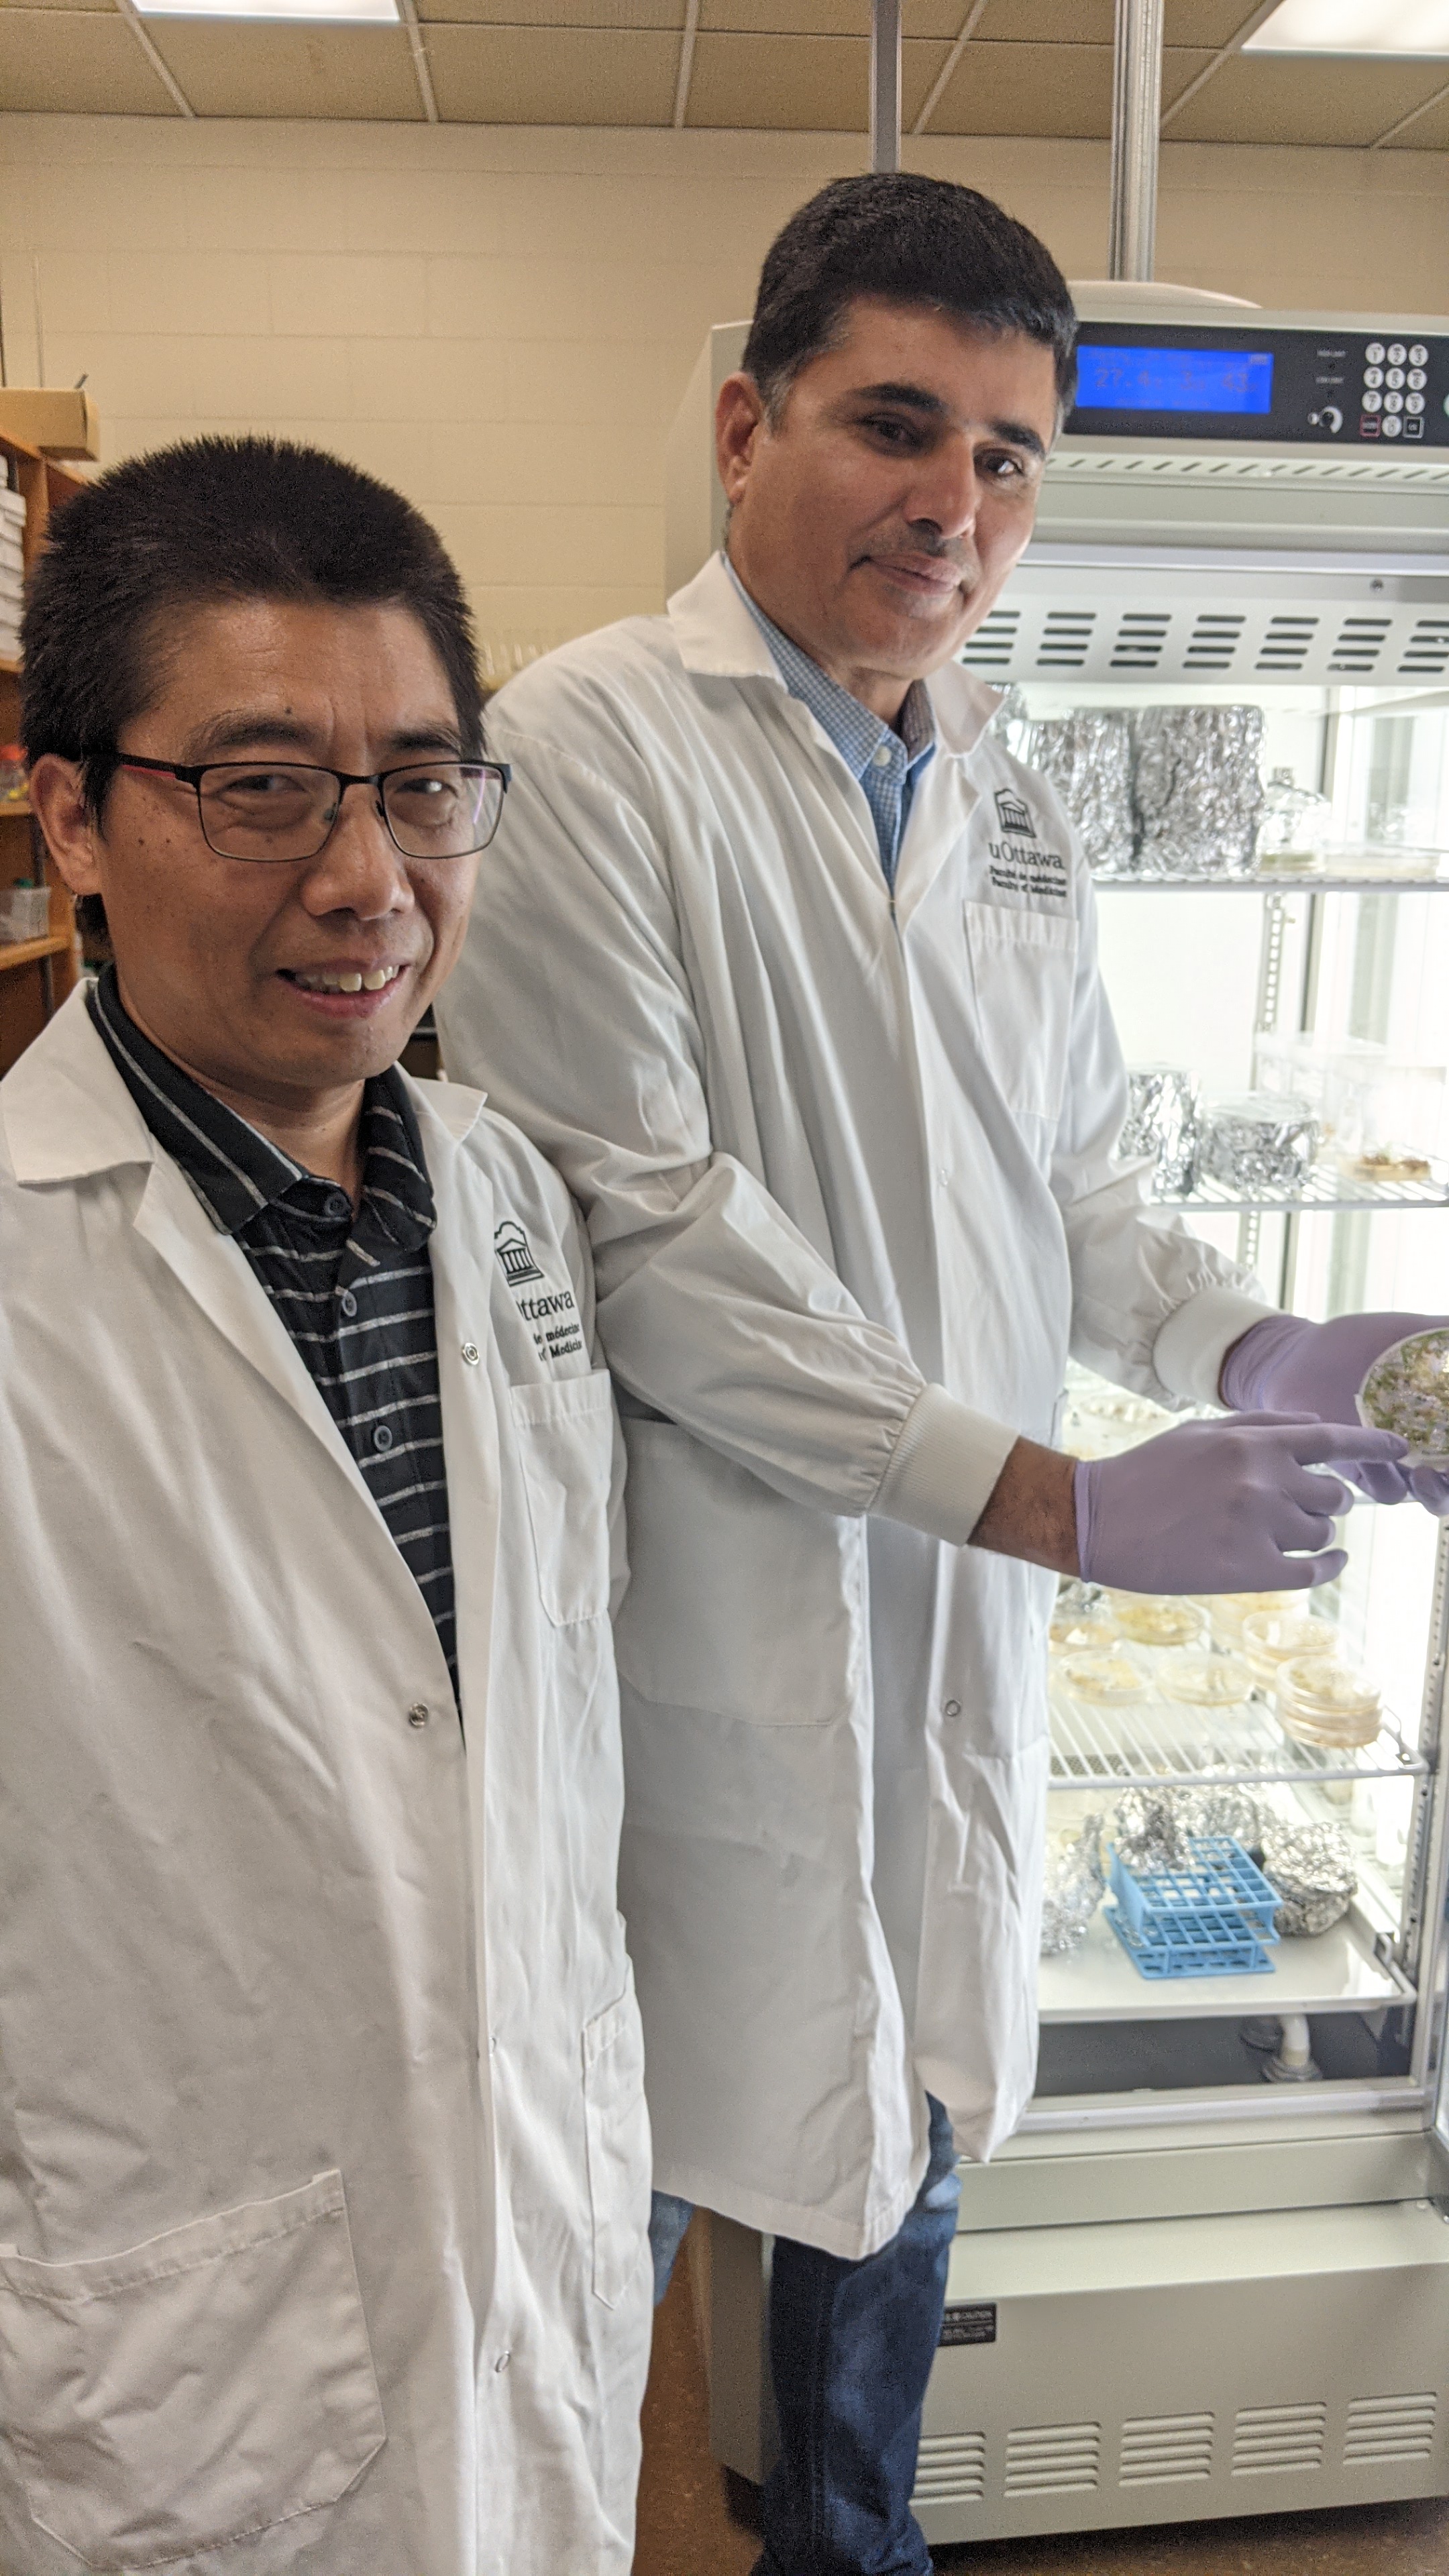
0,657,18,679
0,801,31,821
0,930,68,975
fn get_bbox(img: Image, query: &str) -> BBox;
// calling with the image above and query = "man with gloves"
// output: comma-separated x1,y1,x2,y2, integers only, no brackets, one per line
437,172,1430,2576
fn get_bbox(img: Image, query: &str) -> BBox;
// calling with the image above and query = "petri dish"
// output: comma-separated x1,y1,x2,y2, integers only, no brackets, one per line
1240,1609,1338,1688
1050,1611,1119,1654
1357,1326,1449,1463
1159,1651,1254,1708
1277,1654,1382,1750
1196,1590,1299,1652
1104,1593,1205,1648
1058,1650,1146,1703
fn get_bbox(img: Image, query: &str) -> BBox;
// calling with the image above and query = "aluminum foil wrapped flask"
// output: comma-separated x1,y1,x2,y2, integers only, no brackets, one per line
1200,1092,1320,1194
1120,1064,1201,1197
1132,704,1266,879
1022,711,1136,876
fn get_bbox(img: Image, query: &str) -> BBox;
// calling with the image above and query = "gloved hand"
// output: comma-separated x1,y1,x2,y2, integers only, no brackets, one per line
1075,1411,1408,1595
1220,1311,1449,1513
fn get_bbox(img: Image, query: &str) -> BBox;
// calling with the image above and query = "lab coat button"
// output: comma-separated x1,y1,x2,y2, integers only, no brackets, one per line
461,1340,481,1366
407,1702,430,1729
494,2349,512,2373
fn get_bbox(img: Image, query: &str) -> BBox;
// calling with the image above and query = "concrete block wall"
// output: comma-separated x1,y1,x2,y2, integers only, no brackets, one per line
1,114,1446,664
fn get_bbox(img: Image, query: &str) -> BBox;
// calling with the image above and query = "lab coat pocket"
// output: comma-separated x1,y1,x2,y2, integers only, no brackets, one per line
963,901,1079,1126
0,2169,384,2570
510,1368,615,1625
582,1969,651,2309
614,1420,864,1726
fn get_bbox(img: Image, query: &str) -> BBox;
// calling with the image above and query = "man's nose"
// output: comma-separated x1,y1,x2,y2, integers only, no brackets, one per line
904,443,980,545
301,783,411,918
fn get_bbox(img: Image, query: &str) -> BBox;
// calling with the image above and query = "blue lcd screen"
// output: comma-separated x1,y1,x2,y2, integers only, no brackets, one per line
1076,343,1275,417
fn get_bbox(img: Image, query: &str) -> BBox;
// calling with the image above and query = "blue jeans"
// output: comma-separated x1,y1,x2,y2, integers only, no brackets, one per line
648,2096,959,2576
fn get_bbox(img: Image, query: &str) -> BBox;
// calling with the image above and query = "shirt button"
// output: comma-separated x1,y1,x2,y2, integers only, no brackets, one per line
372,1423,394,1454
937,1165,950,1187
871,743,893,769
461,1341,481,1366
339,1289,358,1319
494,2349,512,2373
407,1703,430,1729
325,1191,350,1222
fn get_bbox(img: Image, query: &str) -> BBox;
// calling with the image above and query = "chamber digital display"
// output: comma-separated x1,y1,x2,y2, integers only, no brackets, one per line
1075,343,1275,416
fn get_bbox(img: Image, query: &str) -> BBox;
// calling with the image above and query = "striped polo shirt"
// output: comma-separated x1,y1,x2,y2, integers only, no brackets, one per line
88,966,458,1697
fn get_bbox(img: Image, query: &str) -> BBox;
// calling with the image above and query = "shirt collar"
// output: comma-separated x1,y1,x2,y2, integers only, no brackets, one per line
87,965,434,1246
666,551,1000,759
722,555,936,785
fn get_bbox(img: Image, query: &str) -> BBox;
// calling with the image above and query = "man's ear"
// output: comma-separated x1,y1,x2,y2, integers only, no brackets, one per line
26,755,103,901
714,372,769,514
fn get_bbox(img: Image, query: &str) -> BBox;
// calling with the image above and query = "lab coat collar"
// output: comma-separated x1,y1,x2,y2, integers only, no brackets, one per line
1,981,487,1185
665,551,1002,762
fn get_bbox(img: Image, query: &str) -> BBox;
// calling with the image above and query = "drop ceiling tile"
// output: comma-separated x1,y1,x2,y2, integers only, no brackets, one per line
1166,0,1264,38
1380,80,1449,148
924,36,1112,132
147,21,423,117
425,23,677,120
1166,50,1449,146
686,27,865,125
973,0,1258,34
1161,44,1215,107
418,0,682,23
0,9,180,108
905,0,973,36
700,0,864,31
0,0,117,13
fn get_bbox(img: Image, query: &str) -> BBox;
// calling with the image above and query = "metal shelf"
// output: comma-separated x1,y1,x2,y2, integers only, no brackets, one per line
1093,871,1449,894
1038,1905,1413,2025
1162,1159,1449,1215
1049,1683,1425,1790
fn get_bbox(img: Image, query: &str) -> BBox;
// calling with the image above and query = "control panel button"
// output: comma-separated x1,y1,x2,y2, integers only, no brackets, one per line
1364,366,1384,388
1365,341,1385,362
1408,367,1427,390
1386,366,1405,389
1383,414,1403,437
1387,341,1407,364
1409,343,1428,366
1360,415,1381,437
1405,418,1424,439
1406,391,1426,415
1361,388,1383,412
1385,390,1404,413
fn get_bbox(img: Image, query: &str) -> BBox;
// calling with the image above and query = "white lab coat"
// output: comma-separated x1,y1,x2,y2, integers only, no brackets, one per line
436,553,1265,2260
0,991,652,2576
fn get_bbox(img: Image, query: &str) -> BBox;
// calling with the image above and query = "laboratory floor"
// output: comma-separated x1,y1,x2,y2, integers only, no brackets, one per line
634,2231,1449,2576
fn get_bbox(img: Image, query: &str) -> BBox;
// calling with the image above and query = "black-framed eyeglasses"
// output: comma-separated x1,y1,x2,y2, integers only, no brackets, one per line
116,753,511,864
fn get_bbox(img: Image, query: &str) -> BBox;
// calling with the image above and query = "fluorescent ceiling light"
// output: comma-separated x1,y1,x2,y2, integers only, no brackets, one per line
138,0,399,19
1245,0,1449,51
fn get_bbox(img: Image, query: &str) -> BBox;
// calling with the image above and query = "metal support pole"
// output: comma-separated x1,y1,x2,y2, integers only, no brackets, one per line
1108,0,1164,282
870,0,902,175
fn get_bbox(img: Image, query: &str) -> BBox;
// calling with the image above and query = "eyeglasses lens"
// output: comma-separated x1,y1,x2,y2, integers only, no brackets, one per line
197,762,502,861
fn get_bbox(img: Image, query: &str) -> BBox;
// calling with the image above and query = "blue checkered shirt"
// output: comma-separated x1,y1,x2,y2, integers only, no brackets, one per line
727,555,936,889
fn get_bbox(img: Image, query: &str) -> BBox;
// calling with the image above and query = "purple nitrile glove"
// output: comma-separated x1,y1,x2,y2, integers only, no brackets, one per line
1075,1411,1408,1595
1221,1311,1449,1514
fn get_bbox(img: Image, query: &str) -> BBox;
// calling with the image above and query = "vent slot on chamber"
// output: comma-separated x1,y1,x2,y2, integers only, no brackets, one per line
1232,2402,1327,2477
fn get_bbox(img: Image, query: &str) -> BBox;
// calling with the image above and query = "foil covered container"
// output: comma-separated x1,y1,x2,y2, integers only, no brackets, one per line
1022,712,1135,876
1200,1093,1320,1194
1040,1815,1106,1957
1178,1783,1264,1849
1257,1821,1357,1939
1111,1788,1185,1874
1121,1064,1200,1197
1132,704,1265,879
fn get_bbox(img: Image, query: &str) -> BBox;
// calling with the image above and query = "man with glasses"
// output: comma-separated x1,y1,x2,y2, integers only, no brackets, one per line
3,435,651,2576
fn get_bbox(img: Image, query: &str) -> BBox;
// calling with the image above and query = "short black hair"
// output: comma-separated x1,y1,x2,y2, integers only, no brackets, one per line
741,173,1077,420
23,436,484,945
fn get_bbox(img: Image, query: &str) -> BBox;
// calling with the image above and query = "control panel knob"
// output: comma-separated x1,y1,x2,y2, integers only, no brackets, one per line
1309,405,1342,433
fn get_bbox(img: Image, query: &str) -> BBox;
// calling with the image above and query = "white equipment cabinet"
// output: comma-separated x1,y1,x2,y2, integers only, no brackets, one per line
668,295,1449,2541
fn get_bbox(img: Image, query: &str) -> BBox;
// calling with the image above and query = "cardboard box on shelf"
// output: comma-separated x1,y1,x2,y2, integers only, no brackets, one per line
0,390,99,461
